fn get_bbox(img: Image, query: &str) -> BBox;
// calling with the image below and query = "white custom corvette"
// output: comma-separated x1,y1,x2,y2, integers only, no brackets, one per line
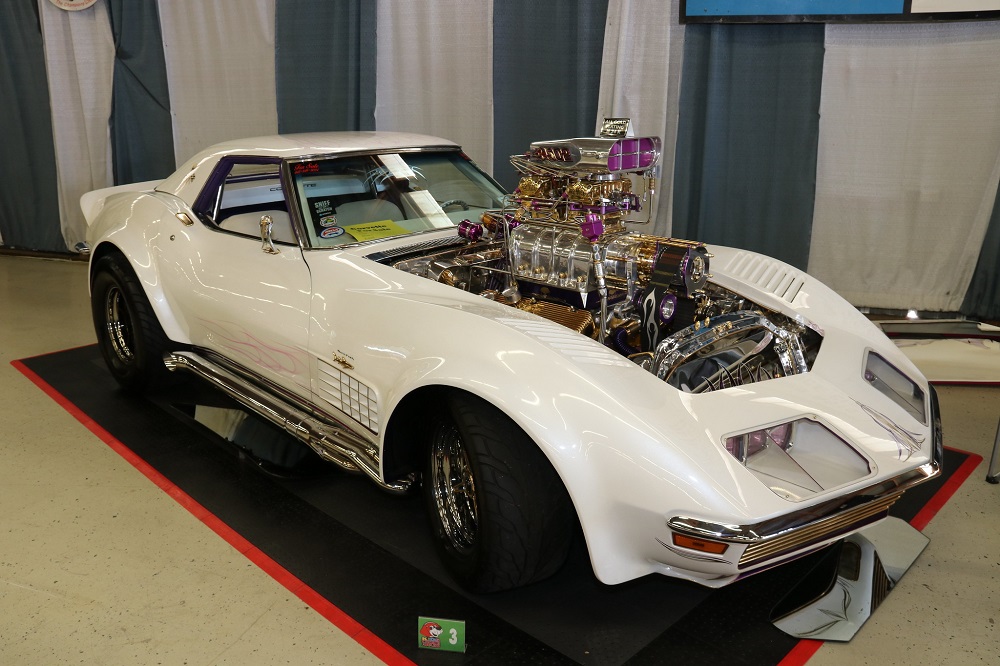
81,128,941,593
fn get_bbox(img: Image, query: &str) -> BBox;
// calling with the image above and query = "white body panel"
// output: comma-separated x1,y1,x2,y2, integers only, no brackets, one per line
297,240,934,585
82,133,939,588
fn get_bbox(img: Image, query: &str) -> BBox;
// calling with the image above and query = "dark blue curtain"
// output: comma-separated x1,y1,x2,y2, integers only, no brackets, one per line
961,183,1000,321
672,24,824,269
275,0,376,133
0,0,63,252
492,0,609,190
107,0,176,185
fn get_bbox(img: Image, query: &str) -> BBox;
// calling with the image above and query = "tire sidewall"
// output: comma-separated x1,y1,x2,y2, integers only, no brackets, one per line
424,400,490,587
91,256,163,392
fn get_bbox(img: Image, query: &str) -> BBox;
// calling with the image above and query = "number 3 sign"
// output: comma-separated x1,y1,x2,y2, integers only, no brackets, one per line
417,616,467,653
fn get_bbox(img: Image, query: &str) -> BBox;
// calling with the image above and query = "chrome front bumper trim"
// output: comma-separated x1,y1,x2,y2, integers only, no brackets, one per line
669,385,944,568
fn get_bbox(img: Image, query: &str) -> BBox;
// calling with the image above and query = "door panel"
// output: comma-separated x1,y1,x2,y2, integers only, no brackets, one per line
166,227,313,398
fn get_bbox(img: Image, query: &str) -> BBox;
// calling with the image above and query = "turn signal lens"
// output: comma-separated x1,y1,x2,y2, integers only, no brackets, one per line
672,533,729,555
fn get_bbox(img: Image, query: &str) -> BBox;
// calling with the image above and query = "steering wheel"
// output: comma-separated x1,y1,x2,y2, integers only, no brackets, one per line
439,199,471,211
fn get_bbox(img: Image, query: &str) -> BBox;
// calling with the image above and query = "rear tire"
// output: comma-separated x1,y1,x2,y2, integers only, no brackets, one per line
424,393,573,593
91,254,173,393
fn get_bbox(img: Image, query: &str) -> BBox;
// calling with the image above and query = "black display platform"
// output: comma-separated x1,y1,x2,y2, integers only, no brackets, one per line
14,346,980,666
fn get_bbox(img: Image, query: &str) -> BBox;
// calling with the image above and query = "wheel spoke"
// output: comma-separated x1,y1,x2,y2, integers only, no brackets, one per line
430,424,478,551
104,286,134,363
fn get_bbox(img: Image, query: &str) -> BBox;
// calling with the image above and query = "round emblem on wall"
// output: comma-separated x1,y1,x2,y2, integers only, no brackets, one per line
48,0,99,10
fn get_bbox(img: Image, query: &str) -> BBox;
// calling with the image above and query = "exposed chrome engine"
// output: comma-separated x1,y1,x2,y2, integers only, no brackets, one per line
389,120,821,392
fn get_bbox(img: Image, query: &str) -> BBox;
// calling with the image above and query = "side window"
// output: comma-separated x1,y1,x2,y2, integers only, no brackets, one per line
204,162,297,245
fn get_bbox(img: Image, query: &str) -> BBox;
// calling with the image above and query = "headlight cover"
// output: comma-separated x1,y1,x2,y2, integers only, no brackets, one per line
863,351,926,425
725,419,872,502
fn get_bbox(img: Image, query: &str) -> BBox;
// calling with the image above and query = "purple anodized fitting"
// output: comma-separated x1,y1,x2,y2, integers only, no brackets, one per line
658,293,678,324
457,220,484,242
580,213,604,242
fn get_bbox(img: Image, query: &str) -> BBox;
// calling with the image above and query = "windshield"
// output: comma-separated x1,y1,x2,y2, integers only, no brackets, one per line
290,150,505,248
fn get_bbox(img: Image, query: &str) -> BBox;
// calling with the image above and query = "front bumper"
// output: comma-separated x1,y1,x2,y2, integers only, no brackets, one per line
667,386,944,576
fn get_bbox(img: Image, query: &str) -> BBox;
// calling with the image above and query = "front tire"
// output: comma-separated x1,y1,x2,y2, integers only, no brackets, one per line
91,254,173,393
424,393,573,593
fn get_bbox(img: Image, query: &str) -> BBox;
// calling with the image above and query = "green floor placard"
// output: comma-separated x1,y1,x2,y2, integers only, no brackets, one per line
417,616,466,652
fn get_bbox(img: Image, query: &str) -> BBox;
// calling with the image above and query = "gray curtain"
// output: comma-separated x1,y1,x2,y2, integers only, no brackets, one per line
672,24,824,269
107,0,176,185
275,0,376,133
492,0,609,190
961,183,1000,321
0,0,63,252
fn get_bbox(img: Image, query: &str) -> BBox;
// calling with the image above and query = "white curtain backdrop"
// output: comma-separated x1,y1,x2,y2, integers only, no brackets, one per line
374,0,494,172
157,0,278,166
596,0,685,236
808,21,1000,312
38,0,115,250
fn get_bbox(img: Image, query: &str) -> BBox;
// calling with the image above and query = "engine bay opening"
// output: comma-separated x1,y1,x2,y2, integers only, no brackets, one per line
382,119,823,392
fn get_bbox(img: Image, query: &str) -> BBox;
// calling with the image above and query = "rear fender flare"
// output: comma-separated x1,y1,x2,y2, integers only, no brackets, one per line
87,194,194,347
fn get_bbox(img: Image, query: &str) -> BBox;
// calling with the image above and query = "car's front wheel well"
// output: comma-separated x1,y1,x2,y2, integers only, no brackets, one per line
383,386,576,592
381,385,454,480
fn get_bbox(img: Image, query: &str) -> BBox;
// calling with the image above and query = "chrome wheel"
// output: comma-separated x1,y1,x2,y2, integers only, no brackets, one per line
423,393,573,592
91,255,174,393
104,285,134,364
429,423,478,552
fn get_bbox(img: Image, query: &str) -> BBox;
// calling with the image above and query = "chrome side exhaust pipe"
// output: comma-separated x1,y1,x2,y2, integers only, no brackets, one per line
164,351,413,494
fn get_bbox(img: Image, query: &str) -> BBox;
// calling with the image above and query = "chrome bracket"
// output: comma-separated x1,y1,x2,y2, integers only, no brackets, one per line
260,215,280,254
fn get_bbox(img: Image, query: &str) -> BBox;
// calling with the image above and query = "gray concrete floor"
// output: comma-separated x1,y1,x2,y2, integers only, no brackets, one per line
1,254,997,665
0,256,380,666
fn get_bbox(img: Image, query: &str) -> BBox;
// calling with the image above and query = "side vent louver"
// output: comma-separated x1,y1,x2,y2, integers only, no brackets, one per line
725,252,805,304
496,318,633,367
317,361,380,434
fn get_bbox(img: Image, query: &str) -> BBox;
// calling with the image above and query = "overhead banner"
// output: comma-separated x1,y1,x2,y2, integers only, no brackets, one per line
681,1,1000,23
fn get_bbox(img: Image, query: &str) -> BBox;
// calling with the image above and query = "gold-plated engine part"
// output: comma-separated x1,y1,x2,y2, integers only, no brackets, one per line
565,177,631,205
515,298,596,337
602,234,709,289
512,176,634,237
517,175,551,199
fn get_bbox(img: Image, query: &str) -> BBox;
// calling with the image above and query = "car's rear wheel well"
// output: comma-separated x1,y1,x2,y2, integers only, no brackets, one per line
90,249,177,393
88,242,126,287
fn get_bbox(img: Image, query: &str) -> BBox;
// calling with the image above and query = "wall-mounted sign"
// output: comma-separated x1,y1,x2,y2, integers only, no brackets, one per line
681,1,1000,23
48,0,99,11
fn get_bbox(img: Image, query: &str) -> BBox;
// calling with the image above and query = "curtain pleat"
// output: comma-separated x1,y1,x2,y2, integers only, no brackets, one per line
275,0,376,133
157,0,278,165
374,0,494,172
672,23,824,269
0,0,62,251
807,21,1000,312
491,0,609,191
2,0,997,323
107,0,175,184
597,0,685,236
37,0,116,251
961,178,1000,321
